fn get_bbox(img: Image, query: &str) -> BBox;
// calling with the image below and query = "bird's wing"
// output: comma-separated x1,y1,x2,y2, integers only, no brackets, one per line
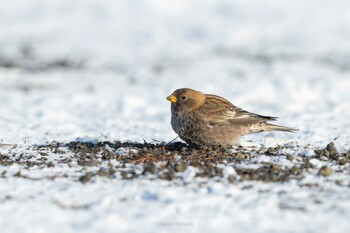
197,95,277,126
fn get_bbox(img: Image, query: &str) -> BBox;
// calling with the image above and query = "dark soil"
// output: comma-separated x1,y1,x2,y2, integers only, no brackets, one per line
1,141,348,185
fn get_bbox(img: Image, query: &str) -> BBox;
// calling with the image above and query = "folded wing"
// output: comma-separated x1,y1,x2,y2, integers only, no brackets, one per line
197,94,277,126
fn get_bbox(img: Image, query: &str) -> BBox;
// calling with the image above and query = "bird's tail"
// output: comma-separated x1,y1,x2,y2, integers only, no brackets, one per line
265,123,298,132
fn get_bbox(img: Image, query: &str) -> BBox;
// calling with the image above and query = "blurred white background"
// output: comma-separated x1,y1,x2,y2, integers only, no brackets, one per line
1,0,350,147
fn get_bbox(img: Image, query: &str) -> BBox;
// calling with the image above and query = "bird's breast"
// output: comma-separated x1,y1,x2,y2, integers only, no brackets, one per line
171,112,198,134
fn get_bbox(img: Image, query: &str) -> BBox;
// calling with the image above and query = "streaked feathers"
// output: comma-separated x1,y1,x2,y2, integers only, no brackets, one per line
167,88,297,146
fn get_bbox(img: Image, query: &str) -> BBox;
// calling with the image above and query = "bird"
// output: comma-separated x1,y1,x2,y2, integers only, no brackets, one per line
166,88,297,146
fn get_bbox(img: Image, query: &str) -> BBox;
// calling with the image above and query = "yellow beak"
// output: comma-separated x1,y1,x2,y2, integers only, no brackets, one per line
166,94,177,103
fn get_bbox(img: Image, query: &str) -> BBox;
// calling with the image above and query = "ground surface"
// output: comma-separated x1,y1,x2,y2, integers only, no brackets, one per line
1,1,350,233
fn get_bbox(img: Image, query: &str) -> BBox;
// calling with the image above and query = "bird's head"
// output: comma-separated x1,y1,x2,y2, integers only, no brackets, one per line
166,88,206,112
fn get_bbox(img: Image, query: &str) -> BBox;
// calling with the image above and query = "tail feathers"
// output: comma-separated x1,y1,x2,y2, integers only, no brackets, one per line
265,123,298,132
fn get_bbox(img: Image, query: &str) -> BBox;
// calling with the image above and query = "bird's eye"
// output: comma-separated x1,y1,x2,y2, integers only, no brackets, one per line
182,96,187,100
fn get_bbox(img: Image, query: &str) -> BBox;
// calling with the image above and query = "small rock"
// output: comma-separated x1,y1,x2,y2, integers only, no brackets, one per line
143,163,157,174
108,167,116,176
227,175,236,183
120,171,136,179
286,154,294,161
266,147,275,155
291,166,301,175
345,151,350,158
318,166,332,176
80,160,100,167
158,171,175,181
174,162,187,172
235,153,245,160
96,169,109,177
315,142,339,160
214,167,224,177
335,180,343,186
303,159,314,169
79,172,94,183
338,157,347,165
326,142,338,156
272,164,282,171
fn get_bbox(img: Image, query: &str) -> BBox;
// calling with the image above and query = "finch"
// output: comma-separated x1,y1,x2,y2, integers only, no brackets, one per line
166,88,296,146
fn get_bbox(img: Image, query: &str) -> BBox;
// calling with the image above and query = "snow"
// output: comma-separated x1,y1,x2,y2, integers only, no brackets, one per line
181,166,198,182
1,0,350,232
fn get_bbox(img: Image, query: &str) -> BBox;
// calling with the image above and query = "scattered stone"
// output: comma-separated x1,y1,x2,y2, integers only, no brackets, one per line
318,166,332,176
158,171,175,181
266,147,275,155
1,140,347,185
96,169,109,177
79,172,94,183
291,166,302,175
304,159,314,169
338,157,347,165
235,153,245,160
272,164,282,171
79,160,100,167
174,161,187,172
326,142,338,156
315,142,339,160
143,163,157,174
227,175,236,183
335,180,343,186
286,154,294,161
120,171,136,179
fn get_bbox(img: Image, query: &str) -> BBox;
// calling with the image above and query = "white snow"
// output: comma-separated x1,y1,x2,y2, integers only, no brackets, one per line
1,0,350,232
181,166,198,182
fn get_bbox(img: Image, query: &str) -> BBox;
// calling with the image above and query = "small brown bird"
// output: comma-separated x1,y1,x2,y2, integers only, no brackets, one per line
166,88,296,146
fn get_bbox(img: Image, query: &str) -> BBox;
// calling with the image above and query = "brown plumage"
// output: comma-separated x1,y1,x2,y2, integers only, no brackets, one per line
166,88,297,146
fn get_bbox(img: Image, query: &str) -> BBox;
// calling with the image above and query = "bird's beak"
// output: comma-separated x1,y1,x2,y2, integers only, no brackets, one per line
166,94,177,103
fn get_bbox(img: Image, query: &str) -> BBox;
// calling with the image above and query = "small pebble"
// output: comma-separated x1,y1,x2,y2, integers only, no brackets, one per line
318,166,332,176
